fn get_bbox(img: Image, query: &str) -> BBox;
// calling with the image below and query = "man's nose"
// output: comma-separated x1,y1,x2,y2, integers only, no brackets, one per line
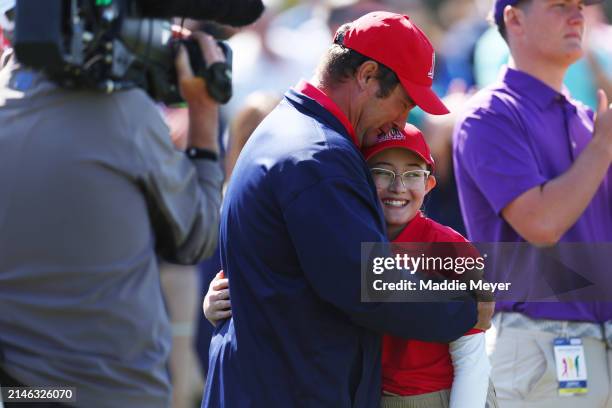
568,4,585,26
392,114,408,131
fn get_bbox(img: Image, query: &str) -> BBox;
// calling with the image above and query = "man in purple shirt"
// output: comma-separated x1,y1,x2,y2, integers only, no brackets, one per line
453,0,612,406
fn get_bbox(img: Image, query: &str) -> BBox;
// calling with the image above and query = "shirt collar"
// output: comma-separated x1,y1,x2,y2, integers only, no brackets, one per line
393,211,428,243
294,80,360,147
501,66,566,110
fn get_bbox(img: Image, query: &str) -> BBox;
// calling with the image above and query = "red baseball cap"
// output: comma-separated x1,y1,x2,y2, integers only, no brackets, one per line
334,11,448,115
362,124,435,171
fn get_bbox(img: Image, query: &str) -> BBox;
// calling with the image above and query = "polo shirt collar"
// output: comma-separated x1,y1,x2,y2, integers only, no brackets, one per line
501,66,566,110
294,80,360,147
393,211,428,243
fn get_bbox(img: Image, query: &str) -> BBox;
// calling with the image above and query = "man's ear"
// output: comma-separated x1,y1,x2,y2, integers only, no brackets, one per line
425,174,437,194
355,60,379,92
504,5,526,39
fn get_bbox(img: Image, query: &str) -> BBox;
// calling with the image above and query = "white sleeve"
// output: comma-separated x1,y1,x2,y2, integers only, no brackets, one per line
449,332,491,408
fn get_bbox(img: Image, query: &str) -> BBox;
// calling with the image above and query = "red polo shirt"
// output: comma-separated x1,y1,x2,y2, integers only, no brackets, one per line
381,212,482,395
0,28,9,50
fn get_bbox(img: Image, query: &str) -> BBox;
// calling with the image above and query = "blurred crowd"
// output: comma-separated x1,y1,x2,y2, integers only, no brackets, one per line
1,0,611,407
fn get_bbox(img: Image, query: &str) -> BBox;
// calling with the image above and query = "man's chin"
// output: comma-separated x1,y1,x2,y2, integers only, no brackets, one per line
559,46,583,65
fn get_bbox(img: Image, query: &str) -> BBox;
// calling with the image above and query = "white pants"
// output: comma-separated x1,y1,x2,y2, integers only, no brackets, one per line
489,325,612,407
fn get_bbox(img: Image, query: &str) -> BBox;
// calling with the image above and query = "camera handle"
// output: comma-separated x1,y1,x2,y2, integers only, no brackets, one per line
180,38,232,104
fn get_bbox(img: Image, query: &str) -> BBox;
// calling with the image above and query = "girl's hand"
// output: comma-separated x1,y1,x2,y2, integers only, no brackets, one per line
203,270,232,326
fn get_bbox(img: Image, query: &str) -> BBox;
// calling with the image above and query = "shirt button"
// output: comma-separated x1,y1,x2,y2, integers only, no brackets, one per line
571,141,577,149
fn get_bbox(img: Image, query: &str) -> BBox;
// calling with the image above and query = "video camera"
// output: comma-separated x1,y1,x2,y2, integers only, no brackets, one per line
12,0,263,104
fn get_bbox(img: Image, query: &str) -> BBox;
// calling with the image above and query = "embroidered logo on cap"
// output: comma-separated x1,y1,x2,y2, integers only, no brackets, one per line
376,127,405,143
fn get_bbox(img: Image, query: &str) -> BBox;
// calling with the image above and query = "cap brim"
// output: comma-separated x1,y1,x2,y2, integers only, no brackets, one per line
398,76,449,115
364,142,431,164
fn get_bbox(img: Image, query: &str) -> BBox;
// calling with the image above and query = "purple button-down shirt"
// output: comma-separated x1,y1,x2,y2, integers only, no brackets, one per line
453,67,612,323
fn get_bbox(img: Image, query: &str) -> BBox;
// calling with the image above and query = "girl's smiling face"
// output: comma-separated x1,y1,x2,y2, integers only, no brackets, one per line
368,147,436,240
